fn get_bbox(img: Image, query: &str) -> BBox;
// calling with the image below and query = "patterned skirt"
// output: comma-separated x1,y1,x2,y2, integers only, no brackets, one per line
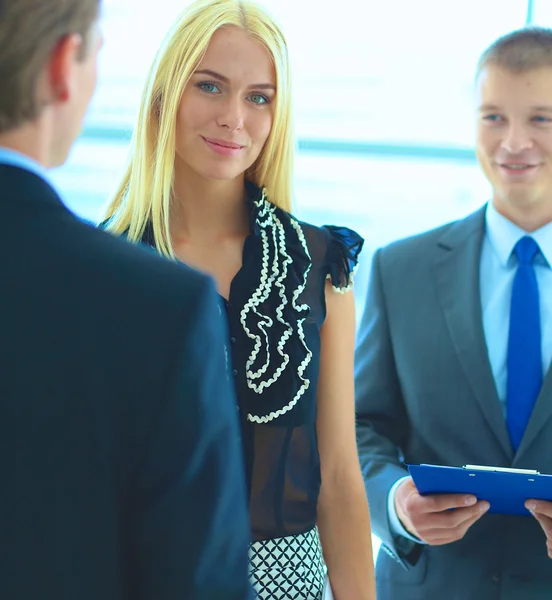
248,526,327,599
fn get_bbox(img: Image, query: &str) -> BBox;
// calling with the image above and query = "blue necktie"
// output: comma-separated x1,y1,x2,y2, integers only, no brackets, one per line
506,236,542,451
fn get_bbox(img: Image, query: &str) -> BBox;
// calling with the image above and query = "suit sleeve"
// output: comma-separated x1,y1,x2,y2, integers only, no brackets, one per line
355,249,423,567
130,276,253,600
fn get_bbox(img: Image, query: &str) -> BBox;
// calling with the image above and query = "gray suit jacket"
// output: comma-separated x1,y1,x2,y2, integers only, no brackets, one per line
355,206,552,600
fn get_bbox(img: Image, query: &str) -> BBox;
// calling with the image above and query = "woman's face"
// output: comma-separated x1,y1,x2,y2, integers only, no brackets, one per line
175,26,276,183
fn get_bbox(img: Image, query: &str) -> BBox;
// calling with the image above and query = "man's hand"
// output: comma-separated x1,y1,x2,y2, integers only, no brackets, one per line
526,500,552,558
395,477,490,545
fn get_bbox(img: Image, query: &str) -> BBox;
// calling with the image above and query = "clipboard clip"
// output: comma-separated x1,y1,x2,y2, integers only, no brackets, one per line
463,464,540,475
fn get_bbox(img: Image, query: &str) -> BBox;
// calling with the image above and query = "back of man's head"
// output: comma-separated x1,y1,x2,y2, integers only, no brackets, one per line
0,0,100,135
478,26,552,77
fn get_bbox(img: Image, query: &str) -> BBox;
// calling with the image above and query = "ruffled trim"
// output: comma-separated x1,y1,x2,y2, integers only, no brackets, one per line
322,225,364,293
242,189,313,424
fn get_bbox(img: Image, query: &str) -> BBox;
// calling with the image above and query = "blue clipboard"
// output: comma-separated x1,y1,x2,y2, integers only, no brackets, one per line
408,464,552,516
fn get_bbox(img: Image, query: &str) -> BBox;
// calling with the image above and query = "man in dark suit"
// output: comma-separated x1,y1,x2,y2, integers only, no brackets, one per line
0,1,252,599
356,28,552,600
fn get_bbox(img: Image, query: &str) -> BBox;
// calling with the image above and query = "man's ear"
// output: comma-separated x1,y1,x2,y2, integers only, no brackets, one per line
47,33,83,104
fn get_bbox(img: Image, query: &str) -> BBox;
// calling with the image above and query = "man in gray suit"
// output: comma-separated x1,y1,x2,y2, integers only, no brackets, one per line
356,27,552,600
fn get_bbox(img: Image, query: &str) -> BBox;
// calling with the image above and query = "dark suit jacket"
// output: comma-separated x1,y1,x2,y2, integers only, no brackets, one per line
355,206,552,600
0,165,252,600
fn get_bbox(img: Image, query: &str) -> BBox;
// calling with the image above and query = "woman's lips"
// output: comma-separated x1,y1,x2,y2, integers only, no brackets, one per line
203,137,244,156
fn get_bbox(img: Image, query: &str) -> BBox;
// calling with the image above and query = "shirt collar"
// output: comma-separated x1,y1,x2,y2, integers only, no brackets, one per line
0,147,50,184
485,201,552,268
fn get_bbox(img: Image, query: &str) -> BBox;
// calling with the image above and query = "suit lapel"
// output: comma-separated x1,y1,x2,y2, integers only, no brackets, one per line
515,362,552,461
432,206,513,461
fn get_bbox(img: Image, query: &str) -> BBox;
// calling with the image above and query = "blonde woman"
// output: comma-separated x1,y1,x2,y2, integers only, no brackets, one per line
103,1,375,598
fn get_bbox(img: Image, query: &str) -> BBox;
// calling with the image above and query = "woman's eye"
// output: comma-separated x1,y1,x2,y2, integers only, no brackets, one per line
198,82,220,94
249,93,269,105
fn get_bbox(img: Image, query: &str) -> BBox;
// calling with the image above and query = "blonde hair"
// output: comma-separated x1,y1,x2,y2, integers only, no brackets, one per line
102,0,294,258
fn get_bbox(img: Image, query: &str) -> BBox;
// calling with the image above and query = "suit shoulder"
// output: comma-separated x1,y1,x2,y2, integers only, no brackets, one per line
383,221,455,255
379,205,486,265
65,217,212,310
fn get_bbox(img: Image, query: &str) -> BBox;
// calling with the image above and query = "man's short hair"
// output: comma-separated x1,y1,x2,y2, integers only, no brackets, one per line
477,26,552,77
0,0,100,133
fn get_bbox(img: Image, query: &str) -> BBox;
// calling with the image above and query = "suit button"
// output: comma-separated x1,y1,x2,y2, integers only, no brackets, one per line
230,337,236,343
491,572,501,584
233,369,238,376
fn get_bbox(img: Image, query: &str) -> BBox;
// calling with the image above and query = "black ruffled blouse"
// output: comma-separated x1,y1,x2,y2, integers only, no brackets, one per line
135,181,364,541
223,182,363,541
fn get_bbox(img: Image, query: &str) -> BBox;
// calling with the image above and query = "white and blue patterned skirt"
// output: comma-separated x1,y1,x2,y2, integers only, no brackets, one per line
248,526,327,599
